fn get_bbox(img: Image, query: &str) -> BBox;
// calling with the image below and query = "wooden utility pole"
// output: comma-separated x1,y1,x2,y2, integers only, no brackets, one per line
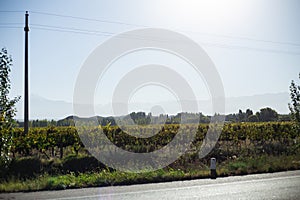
24,11,29,135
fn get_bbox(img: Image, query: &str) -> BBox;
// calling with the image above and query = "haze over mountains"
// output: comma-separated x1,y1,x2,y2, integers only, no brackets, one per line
15,92,290,120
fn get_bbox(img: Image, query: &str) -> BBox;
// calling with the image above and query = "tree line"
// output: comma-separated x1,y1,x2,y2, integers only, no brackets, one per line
18,107,289,128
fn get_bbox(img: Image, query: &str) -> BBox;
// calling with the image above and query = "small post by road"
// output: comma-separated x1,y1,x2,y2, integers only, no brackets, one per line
24,11,29,135
210,157,217,179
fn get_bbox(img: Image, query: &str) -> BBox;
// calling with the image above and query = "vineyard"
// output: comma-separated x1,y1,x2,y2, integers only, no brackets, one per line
3,122,299,162
0,121,300,191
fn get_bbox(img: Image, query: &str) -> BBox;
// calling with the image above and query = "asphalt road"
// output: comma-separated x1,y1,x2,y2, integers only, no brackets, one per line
1,170,300,200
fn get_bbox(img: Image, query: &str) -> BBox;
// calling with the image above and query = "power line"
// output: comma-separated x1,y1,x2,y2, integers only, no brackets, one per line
200,42,300,56
0,10,24,13
0,23,23,29
31,25,300,55
2,10,300,47
0,26,22,29
31,24,177,43
0,23,23,25
30,11,148,28
31,23,114,35
31,26,171,44
32,26,112,37
185,31,300,47
1,10,299,55
30,11,300,47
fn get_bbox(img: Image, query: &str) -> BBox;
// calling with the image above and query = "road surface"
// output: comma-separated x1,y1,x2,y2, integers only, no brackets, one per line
1,170,300,200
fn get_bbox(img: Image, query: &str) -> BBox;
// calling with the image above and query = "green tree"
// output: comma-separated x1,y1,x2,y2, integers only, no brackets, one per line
248,114,259,122
258,107,278,122
245,109,253,121
0,48,20,165
289,73,300,123
237,109,245,122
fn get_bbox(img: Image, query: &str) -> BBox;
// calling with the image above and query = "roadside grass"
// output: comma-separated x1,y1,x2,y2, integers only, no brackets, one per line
1,154,300,193
222,154,300,175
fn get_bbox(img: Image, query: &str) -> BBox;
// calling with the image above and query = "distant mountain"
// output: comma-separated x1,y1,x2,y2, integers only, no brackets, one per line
16,94,73,120
15,92,290,120
225,92,290,114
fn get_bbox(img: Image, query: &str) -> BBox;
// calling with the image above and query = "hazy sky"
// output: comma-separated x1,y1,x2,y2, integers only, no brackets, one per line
0,0,300,118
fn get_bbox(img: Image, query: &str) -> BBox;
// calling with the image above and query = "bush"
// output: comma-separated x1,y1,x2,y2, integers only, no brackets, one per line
7,157,42,179
228,161,248,174
0,157,9,180
61,155,106,174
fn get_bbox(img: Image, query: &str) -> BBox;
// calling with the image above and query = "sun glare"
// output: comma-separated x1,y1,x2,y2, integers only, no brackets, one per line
160,0,250,29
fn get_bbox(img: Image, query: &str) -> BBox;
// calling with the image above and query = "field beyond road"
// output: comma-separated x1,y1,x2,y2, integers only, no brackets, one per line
0,122,300,192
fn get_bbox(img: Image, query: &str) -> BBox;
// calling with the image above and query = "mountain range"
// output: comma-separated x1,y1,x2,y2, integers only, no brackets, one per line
15,92,290,120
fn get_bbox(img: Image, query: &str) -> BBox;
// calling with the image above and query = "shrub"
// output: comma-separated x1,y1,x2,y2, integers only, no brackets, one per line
62,155,105,174
8,157,42,179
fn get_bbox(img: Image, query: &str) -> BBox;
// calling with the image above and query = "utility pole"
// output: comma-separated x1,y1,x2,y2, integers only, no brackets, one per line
24,11,29,135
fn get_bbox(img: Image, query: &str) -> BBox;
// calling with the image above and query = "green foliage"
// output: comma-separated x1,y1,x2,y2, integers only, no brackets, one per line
18,109,291,128
8,157,42,179
226,108,285,122
0,120,299,192
0,48,20,165
0,154,299,192
289,73,300,123
8,122,300,159
228,161,248,173
248,114,259,122
61,155,106,174
0,121,298,185
257,107,278,122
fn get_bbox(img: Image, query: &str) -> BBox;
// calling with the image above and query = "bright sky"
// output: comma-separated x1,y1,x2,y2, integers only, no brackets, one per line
0,0,300,118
